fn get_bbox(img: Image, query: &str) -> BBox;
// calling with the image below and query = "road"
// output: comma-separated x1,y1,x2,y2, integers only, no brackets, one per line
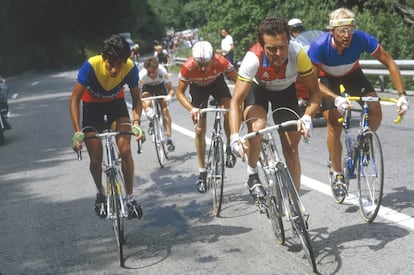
0,68,413,274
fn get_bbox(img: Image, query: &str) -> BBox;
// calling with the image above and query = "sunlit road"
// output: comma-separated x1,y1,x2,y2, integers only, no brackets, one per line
1,68,413,274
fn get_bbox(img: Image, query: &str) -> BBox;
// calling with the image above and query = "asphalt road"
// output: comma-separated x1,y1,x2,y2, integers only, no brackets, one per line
0,67,413,274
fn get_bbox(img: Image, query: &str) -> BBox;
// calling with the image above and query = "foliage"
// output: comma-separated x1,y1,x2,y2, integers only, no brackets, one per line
0,0,413,83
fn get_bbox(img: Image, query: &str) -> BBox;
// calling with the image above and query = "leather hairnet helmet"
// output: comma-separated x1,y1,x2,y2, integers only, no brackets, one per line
192,41,213,63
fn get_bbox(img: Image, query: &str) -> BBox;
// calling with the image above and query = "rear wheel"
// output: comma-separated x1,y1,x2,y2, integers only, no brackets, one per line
357,130,384,222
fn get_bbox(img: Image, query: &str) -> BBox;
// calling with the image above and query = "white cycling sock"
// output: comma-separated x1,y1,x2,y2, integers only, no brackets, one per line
247,165,258,175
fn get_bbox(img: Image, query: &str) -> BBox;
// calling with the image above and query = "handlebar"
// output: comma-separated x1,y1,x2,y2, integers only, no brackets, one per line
75,130,135,160
337,96,402,124
194,107,229,129
141,95,170,101
240,120,299,142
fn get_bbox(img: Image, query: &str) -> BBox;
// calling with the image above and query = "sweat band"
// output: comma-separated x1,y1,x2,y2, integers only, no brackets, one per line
329,18,355,27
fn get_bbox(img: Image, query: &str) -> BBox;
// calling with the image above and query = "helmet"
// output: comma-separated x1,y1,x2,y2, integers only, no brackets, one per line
192,41,213,63
288,18,304,31
132,44,139,50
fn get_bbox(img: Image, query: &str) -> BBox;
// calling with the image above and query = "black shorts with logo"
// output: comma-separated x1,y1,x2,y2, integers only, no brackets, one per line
82,98,129,133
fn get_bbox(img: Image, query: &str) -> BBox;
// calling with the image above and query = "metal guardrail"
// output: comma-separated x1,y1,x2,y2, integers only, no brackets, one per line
360,60,414,77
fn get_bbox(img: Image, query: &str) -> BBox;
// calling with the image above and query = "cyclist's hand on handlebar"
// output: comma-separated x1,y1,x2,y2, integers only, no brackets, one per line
191,107,200,124
230,134,245,159
165,94,172,102
298,114,313,141
132,125,146,143
397,95,409,115
334,96,352,115
72,131,84,151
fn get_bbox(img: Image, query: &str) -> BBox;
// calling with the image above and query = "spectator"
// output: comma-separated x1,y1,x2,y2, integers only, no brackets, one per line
216,28,235,65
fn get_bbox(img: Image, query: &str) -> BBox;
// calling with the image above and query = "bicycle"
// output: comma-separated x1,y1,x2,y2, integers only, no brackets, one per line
328,91,402,222
196,99,229,217
77,118,142,267
240,119,317,272
142,95,171,168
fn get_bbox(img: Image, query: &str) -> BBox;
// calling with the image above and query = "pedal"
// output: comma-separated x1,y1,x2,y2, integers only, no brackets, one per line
255,198,266,213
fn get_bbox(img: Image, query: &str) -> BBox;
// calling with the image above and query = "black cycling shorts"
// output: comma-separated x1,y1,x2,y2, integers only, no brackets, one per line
142,82,168,96
82,98,129,133
320,68,375,111
190,74,232,108
244,82,300,127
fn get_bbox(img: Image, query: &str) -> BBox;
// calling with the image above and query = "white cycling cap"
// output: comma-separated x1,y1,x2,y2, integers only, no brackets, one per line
192,41,213,63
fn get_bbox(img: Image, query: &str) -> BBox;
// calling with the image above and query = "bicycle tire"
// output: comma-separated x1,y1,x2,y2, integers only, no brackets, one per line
157,110,170,161
259,136,284,244
280,167,317,272
211,136,224,216
110,176,125,267
357,129,384,222
153,115,166,167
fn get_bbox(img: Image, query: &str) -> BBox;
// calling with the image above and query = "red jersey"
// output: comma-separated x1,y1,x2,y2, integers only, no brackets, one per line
179,54,234,86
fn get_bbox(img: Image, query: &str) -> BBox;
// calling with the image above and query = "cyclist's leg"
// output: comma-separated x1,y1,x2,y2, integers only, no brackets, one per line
161,99,172,137
115,117,134,195
82,101,106,194
85,137,104,192
141,89,154,119
279,131,302,191
365,91,382,131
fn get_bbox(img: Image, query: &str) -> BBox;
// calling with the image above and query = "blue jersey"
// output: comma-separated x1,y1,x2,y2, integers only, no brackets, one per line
77,55,139,102
307,30,379,77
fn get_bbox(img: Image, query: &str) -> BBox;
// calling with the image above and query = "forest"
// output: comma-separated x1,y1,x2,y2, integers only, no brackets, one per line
0,0,413,76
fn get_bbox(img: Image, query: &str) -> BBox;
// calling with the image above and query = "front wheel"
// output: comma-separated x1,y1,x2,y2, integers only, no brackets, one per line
357,130,384,222
153,115,168,167
281,167,317,272
110,177,125,267
209,137,224,217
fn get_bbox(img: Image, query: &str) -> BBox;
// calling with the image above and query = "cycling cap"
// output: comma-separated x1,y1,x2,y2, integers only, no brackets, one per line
192,41,213,63
132,44,139,50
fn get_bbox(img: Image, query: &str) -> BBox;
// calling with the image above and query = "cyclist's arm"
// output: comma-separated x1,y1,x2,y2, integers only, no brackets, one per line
69,82,86,133
296,50,321,118
165,80,175,97
226,67,238,82
176,79,192,112
312,64,338,101
229,77,251,135
372,45,406,97
130,86,142,125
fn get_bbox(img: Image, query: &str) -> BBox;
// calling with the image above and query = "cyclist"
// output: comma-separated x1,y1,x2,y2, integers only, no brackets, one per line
130,43,140,66
307,7,409,194
154,45,169,72
229,16,321,201
176,41,238,193
69,34,145,219
139,57,175,151
288,18,305,39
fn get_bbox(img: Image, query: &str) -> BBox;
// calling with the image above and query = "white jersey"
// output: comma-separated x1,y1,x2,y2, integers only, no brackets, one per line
138,65,170,88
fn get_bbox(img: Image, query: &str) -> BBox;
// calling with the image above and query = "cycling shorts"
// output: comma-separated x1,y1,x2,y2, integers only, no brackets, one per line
320,68,375,111
82,98,129,133
142,83,168,96
190,74,232,108
244,82,299,127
